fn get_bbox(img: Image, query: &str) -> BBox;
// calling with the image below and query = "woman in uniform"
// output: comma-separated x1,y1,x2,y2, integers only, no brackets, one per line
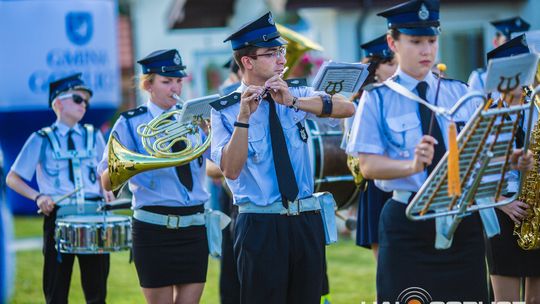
99,49,210,304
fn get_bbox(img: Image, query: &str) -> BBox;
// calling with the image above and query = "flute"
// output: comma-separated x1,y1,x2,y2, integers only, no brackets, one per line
257,66,289,102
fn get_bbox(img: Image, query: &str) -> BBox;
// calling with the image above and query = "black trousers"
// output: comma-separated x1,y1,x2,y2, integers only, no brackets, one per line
43,210,110,304
218,188,241,304
234,211,325,304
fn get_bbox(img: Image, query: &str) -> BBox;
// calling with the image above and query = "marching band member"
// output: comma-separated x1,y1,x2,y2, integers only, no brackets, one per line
6,74,110,304
99,49,210,304
346,0,534,301
211,12,354,304
353,34,397,259
467,16,530,94
483,36,540,303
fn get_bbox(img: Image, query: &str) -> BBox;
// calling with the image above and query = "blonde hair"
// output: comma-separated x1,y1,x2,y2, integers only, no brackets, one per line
138,73,156,91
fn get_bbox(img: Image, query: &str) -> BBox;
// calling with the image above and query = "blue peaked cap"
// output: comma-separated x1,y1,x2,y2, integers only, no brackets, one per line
491,17,530,39
361,34,394,59
223,12,287,50
487,34,530,62
48,73,92,107
137,49,187,78
378,0,440,36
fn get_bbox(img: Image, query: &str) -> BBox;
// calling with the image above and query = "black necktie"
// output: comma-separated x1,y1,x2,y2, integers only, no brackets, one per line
416,81,446,175
170,116,193,191
267,96,299,206
67,130,75,184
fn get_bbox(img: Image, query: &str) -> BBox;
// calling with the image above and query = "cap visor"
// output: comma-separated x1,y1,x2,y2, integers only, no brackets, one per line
253,37,288,48
398,27,440,36
71,85,93,98
157,70,187,78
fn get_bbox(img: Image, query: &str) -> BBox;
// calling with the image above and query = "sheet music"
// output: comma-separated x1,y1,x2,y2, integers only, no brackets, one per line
178,94,220,124
485,53,539,93
311,61,370,94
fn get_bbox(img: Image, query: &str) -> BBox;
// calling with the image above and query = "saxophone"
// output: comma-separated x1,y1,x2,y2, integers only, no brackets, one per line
514,82,540,250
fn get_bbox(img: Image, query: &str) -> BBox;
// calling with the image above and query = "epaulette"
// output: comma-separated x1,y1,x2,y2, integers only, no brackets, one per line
362,82,383,92
210,92,241,111
440,77,468,86
121,106,147,119
432,72,468,86
286,78,307,87
36,129,47,137
36,126,54,137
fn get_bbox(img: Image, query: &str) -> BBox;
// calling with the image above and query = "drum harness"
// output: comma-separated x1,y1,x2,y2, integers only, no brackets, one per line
40,124,99,216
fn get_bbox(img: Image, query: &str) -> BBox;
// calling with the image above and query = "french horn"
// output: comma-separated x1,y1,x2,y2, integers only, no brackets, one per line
107,94,211,191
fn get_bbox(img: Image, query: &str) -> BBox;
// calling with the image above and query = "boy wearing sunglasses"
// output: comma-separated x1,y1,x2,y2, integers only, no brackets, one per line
6,73,111,304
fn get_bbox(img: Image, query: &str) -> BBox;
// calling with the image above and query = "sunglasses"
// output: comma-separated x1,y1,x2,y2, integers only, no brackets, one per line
58,93,89,108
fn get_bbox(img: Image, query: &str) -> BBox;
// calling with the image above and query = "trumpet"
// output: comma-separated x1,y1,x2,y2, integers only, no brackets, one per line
257,67,289,102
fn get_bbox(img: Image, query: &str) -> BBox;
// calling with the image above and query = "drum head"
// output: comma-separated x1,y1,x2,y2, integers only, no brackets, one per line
59,215,130,223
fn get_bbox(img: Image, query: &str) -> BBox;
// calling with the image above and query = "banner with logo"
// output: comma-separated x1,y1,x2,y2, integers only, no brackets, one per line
0,0,120,111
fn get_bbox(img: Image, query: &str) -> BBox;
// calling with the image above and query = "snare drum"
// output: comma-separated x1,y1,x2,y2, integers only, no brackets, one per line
306,119,360,209
55,215,132,254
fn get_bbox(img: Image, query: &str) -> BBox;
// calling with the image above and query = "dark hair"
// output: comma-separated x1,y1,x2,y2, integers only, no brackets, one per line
388,28,401,41
233,46,259,72
362,54,394,87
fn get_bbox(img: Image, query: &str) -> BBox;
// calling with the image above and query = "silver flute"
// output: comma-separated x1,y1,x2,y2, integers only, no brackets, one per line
257,66,289,102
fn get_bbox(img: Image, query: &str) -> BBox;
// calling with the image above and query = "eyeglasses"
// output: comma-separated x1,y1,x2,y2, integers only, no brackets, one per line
58,93,89,108
248,47,287,60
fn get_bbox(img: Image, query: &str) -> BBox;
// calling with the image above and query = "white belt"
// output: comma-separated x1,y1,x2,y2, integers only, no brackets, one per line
392,190,414,204
238,197,320,216
133,209,205,229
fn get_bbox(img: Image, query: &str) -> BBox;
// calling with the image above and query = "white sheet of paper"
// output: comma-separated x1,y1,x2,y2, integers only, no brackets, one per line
178,94,220,124
311,61,370,94
485,53,540,93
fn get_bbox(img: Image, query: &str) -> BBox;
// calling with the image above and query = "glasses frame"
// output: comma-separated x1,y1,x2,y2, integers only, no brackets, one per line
247,47,287,60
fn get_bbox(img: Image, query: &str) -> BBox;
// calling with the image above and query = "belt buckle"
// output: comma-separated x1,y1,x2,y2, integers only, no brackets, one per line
286,200,300,216
166,214,180,229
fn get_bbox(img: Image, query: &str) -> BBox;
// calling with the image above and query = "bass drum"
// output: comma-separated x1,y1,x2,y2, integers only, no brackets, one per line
306,119,360,209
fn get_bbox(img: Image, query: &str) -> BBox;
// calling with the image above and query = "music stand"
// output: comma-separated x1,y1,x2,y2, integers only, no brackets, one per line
406,54,540,249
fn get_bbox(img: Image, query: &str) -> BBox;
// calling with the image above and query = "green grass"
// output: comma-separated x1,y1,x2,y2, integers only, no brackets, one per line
10,216,377,303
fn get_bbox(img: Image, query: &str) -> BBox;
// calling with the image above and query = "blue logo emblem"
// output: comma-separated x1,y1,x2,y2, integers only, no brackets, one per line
66,12,93,45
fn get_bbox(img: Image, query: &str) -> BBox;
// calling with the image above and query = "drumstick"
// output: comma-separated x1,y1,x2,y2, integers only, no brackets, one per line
36,187,82,214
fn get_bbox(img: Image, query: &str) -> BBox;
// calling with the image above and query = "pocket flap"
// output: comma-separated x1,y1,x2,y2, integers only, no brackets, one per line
386,113,420,132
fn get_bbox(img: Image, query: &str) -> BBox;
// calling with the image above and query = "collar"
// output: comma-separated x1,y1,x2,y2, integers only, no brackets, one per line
146,100,178,118
394,67,437,94
54,121,82,137
237,81,248,93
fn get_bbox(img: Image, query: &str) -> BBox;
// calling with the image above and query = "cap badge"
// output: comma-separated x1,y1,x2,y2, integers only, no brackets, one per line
268,14,275,25
516,19,521,27
418,4,429,21
174,53,181,65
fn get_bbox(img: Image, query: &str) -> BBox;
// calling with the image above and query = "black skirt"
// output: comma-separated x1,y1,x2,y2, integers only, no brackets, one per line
132,205,209,288
485,208,540,277
356,180,392,248
377,200,488,302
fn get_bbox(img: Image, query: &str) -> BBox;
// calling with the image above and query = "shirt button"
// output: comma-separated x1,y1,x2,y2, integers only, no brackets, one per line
248,136,251,140
294,116,298,121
